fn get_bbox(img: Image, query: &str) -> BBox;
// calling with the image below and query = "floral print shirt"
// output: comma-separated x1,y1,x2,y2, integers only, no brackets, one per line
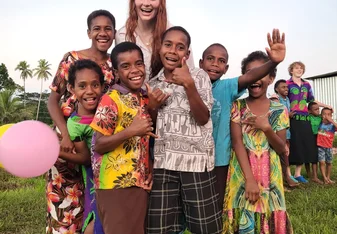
49,51,114,117
90,84,151,190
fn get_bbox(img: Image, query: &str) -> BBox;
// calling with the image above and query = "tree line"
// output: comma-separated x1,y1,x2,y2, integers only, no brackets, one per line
0,60,53,126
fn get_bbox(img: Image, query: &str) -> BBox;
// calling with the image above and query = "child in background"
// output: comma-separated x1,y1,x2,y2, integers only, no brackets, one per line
287,61,332,183
274,79,299,187
47,60,104,234
90,42,158,234
317,108,337,184
199,28,286,210
308,101,323,184
224,51,292,234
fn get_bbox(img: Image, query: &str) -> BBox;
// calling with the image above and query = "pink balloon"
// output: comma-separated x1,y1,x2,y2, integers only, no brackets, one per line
0,120,59,178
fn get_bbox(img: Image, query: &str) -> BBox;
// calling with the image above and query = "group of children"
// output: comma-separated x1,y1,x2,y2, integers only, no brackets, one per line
271,63,335,188
45,6,333,234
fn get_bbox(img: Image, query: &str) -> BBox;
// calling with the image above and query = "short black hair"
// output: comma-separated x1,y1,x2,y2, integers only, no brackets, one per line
87,10,116,29
68,59,104,86
110,42,144,69
161,26,191,48
202,43,228,61
308,101,318,111
241,51,277,78
274,79,287,93
321,107,333,114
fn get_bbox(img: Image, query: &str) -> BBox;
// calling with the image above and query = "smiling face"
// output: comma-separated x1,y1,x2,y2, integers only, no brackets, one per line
246,60,274,99
276,82,288,97
291,64,304,79
115,50,145,92
87,15,115,52
159,30,190,72
199,45,229,81
135,0,160,22
69,68,103,115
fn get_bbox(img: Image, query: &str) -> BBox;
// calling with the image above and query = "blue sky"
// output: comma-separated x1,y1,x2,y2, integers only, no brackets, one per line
1,0,337,94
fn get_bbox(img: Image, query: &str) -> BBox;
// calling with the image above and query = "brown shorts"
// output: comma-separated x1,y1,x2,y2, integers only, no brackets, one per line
96,187,148,234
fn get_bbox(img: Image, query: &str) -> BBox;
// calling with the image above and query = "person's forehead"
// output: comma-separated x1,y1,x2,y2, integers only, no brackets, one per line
205,46,228,58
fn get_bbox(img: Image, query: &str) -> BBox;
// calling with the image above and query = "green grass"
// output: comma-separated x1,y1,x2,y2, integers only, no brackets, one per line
1,164,337,234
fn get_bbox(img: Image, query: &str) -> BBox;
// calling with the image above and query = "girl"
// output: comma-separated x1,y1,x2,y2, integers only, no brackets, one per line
46,59,105,234
48,9,116,154
223,51,293,234
116,0,194,81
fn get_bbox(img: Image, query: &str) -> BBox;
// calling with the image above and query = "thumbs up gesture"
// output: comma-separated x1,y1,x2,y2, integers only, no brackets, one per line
145,83,170,110
165,57,194,88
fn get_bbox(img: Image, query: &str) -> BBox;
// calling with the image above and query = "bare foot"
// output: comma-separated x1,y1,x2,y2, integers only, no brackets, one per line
328,179,335,184
311,178,324,184
284,187,291,192
324,179,330,184
286,177,299,187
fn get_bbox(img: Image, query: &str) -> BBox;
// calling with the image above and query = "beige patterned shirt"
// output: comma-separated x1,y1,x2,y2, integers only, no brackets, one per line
148,68,215,172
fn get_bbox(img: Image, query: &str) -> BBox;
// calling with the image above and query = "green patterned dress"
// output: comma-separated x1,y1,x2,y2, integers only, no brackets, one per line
223,99,293,234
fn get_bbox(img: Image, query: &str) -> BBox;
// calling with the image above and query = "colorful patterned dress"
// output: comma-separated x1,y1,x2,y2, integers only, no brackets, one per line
223,99,293,234
46,51,113,234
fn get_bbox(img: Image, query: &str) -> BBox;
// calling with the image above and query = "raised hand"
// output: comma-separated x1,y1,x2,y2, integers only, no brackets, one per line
145,83,170,110
266,29,286,64
165,57,194,88
129,107,158,138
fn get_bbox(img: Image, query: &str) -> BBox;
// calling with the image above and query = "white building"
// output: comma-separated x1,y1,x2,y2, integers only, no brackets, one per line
306,71,337,119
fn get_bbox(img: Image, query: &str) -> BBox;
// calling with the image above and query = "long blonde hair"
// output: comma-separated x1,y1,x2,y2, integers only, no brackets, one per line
125,0,167,78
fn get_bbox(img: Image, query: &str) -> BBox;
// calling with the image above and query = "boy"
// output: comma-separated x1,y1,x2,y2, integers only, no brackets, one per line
317,108,337,184
199,29,286,208
48,9,116,154
274,79,299,187
308,101,323,183
90,42,157,234
147,26,222,234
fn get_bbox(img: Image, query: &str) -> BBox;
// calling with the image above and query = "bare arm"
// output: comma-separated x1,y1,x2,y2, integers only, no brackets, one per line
184,81,210,125
314,100,333,110
48,91,74,152
238,29,286,92
59,141,90,165
238,60,278,91
93,109,155,155
231,121,260,203
94,130,134,155
264,128,286,156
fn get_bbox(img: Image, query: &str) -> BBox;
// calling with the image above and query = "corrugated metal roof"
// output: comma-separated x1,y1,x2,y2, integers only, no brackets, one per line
305,71,337,80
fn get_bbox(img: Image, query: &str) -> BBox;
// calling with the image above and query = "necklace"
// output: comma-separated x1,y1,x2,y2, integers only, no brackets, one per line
135,28,153,47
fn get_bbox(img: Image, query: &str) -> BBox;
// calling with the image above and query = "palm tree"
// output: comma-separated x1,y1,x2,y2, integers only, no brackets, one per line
34,59,52,120
0,90,23,125
15,61,33,107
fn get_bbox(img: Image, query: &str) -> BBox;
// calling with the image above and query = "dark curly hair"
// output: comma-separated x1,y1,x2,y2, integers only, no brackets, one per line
241,51,277,78
274,79,287,93
68,59,104,86
87,9,116,29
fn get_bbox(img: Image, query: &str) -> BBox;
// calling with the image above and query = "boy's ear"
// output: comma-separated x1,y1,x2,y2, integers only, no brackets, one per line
223,64,229,75
185,50,190,60
269,76,275,84
67,83,75,95
199,59,204,69
87,29,91,39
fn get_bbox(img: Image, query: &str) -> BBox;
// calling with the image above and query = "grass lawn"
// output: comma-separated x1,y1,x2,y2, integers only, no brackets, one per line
1,164,337,234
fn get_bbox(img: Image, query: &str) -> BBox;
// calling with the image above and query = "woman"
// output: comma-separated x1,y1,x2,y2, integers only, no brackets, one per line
116,0,194,82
